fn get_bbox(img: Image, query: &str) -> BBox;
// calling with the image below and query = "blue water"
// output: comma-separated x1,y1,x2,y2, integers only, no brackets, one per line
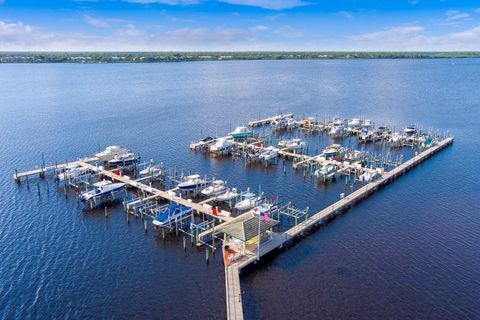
1,59,479,319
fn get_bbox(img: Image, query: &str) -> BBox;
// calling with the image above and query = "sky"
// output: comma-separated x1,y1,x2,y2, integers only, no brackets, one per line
0,0,479,51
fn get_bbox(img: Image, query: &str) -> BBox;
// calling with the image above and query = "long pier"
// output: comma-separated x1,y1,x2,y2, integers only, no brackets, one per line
247,113,293,127
224,136,454,320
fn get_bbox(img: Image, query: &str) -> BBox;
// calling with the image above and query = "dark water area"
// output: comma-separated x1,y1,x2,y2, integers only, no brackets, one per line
0,59,479,319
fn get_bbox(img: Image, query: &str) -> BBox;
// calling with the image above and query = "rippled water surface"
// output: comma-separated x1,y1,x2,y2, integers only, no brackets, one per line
0,60,479,319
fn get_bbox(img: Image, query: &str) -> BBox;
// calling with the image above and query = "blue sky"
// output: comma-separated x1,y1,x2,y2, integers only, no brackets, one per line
0,0,479,51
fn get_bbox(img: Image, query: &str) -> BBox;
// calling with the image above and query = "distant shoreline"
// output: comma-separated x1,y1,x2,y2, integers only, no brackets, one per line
1,52,479,63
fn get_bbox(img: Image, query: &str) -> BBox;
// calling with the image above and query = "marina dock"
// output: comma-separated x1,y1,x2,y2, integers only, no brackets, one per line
247,113,293,127
13,112,454,320
224,136,454,320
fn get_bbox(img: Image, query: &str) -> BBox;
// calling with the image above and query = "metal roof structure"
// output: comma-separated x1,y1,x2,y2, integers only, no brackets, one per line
218,212,279,242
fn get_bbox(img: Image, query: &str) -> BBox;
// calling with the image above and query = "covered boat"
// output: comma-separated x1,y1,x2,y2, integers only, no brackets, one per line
152,203,193,227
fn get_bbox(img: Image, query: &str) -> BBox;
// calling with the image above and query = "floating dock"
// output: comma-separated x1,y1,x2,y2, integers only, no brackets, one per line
224,136,454,320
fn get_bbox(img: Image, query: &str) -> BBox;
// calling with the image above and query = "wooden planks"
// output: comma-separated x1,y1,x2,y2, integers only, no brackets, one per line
225,266,244,320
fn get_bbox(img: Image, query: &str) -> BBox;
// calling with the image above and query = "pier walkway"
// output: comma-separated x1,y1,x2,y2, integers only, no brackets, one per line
247,113,293,127
224,136,454,320
225,265,243,320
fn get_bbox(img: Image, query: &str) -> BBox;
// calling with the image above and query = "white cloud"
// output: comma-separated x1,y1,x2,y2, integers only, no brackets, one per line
219,0,309,10
338,11,353,19
445,10,470,22
265,13,285,21
475,8,480,13
350,26,424,42
349,25,480,51
0,20,256,51
273,25,303,38
252,25,269,32
84,14,110,27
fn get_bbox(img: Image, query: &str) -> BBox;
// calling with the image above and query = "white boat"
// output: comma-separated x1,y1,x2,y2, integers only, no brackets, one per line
57,164,90,181
348,118,361,127
286,118,298,129
217,188,239,202
404,124,416,136
314,164,337,180
329,119,345,139
229,126,252,139
95,146,130,161
259,146,279,162
234,192,259,211
80,180,125,201
252,202,278,219
278,138,306,151
139,164,162,176
389,132,404,148
271,114,289,130
359,128,375,143
359,170,379,182
210,138,235,152
178,174,207,190
201,180,227,196
108,152,138,168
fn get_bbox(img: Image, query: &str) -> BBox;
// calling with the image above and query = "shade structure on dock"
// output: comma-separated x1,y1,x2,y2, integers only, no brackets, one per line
218,212,278,242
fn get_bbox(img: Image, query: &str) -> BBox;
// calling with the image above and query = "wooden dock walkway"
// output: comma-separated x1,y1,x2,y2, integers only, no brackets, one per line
247,113,293,127
14,156,99,181
224,136,454,319
225,265,244,320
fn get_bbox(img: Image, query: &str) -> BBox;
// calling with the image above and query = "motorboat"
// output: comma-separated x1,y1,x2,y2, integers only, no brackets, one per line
358,128,375,143
322,144,342,159
95,146,130,161
359,170,380,182
278,138,306,151
348,118,361,127
178,174,207,190
57,164,91,181
314,164,337,181
108,152,139,168
198,136,215,147
210,138,235,152
389,132,404,148
201,180,227,197
217,188,239,202
80,180,125,202
152,203,193,227
234,192,259,211
404,124,416,136
329,119,345,139
286,118,298,129
271,113,289,130
421,136,434,148
230,126,253,139
252,202,278,220
139,164,162,176
259,146,279,162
